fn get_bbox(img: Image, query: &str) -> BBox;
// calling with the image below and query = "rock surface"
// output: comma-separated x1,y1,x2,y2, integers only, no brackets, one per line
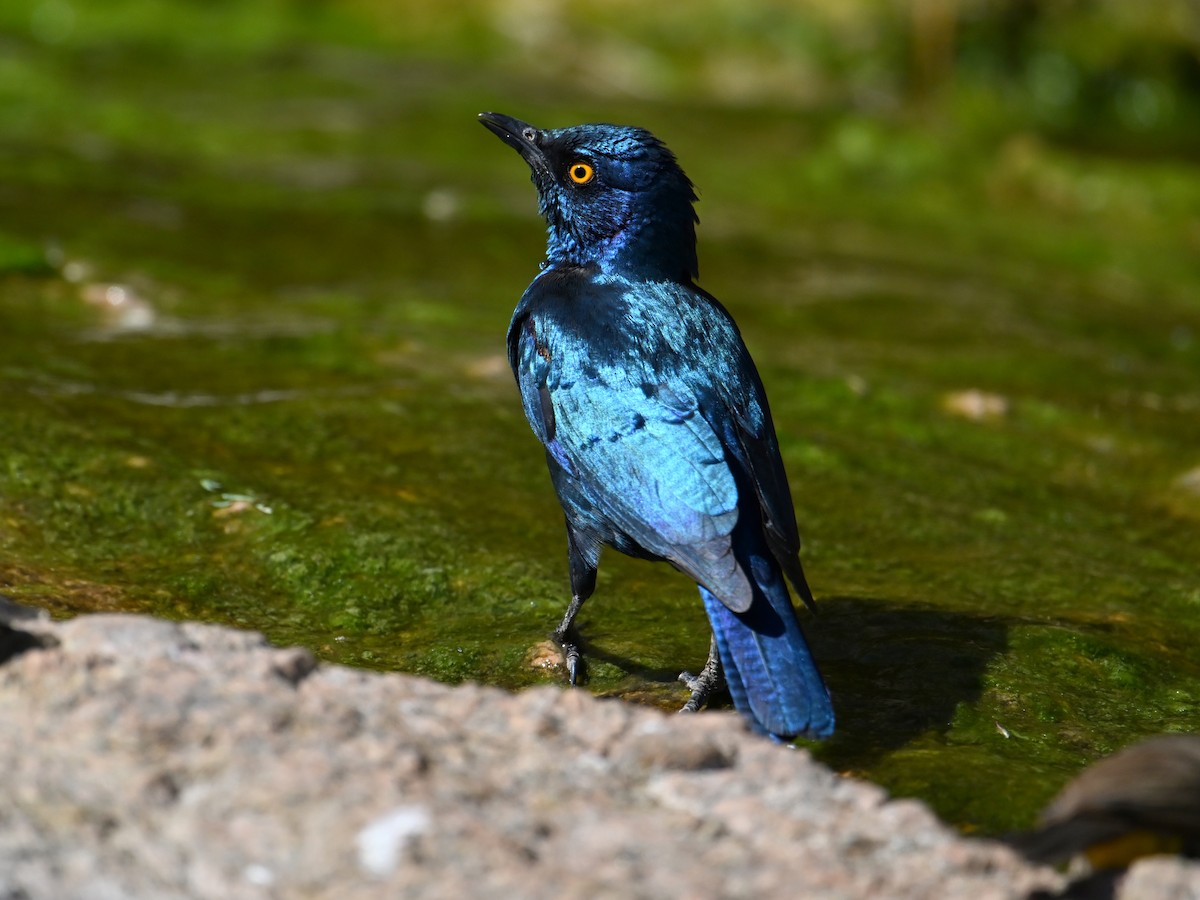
0,603,1193,899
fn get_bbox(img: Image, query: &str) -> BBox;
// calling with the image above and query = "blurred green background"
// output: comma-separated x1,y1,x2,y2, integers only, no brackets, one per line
1,0,1199,834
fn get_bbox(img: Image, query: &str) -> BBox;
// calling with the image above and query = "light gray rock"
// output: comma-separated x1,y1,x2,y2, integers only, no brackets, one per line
0,605,1149,899
1120,856,1200,900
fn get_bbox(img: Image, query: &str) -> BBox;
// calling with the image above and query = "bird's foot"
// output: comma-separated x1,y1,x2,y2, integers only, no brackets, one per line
551,592,588,686
551,628,584,686
678,641,724,713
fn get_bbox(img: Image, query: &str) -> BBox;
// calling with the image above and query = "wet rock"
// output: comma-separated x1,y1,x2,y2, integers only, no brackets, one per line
0,596,57,664
0,608,1086,898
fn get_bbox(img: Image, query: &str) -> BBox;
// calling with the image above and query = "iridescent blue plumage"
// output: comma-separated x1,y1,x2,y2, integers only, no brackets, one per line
480,112,834,740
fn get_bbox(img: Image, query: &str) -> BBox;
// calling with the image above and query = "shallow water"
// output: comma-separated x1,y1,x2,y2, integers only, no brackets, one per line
1,4,1199,834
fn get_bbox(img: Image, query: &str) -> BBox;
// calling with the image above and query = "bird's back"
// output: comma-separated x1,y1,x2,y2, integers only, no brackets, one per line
511,266,786,613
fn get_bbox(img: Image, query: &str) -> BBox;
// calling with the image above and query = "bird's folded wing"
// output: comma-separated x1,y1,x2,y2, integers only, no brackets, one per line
517,334,753,612
679,283,812,609
726,402,814,609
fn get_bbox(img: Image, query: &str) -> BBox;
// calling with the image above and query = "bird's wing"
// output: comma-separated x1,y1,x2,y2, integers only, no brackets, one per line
724,380,813,609
509,305,754,612
676,283,814,609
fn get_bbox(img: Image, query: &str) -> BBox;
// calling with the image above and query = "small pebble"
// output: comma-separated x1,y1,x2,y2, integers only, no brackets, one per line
942,389,1009,421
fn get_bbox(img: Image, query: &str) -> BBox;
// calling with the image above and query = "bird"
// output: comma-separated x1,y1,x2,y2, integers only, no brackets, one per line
1014,734,1200,870
478,111,834,741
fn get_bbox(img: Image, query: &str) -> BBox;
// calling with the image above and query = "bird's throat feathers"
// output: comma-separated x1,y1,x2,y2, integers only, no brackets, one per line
540,184,699,283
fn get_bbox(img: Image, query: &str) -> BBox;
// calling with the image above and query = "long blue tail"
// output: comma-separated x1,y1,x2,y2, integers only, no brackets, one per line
699,550,834,741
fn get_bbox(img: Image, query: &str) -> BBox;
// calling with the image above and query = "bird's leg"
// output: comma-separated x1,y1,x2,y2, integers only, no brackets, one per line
556,523,598,687
551,592,587,686
678,635,725,713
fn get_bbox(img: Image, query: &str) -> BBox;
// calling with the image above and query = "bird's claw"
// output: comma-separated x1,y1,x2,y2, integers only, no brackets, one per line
678,640,725,714
678,671,706,712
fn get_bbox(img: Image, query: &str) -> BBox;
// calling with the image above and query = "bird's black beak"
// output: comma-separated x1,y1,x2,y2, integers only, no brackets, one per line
478,112,549,175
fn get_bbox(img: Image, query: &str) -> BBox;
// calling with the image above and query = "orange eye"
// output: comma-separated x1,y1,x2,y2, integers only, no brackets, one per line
568,162,595,184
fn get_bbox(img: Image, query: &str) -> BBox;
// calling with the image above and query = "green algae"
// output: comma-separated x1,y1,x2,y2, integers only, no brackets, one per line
1,0,1198,838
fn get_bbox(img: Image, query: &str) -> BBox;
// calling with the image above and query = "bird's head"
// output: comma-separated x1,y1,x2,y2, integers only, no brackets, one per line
479,112,699,282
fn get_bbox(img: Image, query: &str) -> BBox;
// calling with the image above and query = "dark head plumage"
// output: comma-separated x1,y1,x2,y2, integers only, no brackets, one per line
479,112,699,282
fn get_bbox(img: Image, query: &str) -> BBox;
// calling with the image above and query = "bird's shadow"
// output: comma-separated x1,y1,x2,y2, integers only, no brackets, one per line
805,596,1010,770
581,594,1011,770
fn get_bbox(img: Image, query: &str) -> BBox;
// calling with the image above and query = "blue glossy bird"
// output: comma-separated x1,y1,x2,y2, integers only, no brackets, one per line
479,112,834,740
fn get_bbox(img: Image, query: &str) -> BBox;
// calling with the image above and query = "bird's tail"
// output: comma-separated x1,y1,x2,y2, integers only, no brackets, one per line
699,550,834,741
